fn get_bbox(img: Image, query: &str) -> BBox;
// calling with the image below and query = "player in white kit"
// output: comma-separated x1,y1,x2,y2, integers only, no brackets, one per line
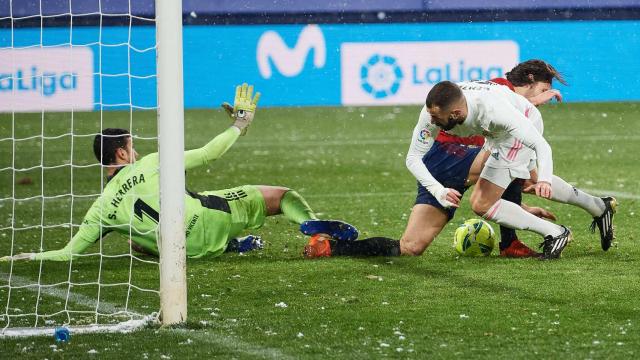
416,80,572,259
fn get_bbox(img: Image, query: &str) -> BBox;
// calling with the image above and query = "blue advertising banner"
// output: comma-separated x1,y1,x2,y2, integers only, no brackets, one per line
195,21,640,106
1,20,639,111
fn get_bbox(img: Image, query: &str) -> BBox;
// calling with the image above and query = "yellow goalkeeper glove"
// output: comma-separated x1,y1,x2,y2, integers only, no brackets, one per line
221,83,261,136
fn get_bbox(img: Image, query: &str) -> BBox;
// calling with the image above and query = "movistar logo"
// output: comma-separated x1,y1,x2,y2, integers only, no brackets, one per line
257,25,326,79
0,67,78,96
360,54,403,99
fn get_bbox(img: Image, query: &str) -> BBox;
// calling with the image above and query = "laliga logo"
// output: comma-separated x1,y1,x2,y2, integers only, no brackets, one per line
257,24,326,79
418,128,431,143
360,54,403,99
0,67,77,96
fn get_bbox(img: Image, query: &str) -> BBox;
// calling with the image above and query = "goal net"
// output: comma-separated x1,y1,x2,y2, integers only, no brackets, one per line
0,0,186,337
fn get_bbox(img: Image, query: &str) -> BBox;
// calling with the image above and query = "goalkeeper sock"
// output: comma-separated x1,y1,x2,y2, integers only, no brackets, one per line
550,175,606,217
280,190,317,224
330,237,401,257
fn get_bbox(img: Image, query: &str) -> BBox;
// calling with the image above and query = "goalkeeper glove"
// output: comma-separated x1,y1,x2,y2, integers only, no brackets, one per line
0,253,35,262
221,83,261,136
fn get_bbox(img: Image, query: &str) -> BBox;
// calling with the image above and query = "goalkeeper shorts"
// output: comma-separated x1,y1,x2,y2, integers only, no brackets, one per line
200,185,267,239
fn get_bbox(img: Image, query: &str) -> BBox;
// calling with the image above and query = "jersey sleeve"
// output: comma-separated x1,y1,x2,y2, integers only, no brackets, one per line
527,105,544,135
184,126,241,170
33,199,106,261
490,98,554,183
405,106,446,196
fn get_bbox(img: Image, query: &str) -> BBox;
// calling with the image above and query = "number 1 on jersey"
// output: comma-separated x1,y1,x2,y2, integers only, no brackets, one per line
134,199,160,223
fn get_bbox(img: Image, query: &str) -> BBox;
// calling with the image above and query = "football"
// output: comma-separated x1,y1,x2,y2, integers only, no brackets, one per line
453,219,496,256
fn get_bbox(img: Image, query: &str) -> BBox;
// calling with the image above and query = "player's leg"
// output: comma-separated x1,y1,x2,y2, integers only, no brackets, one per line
524,170,605,217
469,153,548,257
196,186,268,254
199,185,330,254
470,168,571,259
257,185,314,219
328,237,401,257
466,151,541,257
254,185,358,258
466,150,534,256
321,204,448,257
498,180,520,250
257,185,358,242
498,179,541,258
397,141,475,256
470,173,561,236
308,141,475,259
399,204,450,256
399,142,475,256
523,171,617,251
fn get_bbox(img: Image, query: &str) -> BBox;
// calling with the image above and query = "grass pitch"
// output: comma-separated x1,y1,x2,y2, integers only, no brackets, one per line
1,102,639,358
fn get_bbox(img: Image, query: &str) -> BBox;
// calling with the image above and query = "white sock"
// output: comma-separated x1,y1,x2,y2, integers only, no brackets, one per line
551,175,605,217
484,199,564,237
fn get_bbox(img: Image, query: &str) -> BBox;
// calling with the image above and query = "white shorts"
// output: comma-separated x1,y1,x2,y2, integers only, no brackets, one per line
480,166,527,188
481,146,536,189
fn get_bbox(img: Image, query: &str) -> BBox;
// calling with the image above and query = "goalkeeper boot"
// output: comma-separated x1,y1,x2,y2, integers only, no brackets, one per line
303,234,332,258
300,220,358,241
590,197,617,251
226,235,263,253
499,239,541,258
539,226,572,260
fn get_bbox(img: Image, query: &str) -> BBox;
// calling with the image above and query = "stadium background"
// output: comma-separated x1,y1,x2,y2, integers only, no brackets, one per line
1,0,640,111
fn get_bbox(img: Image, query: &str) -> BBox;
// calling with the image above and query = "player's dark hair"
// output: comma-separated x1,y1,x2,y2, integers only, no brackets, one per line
425,81,463,110
506,59,567,86
93,128,130,165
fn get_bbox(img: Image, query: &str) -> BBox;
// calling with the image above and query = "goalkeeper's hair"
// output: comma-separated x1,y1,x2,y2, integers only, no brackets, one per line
506,59,567,86
94,128,131,165
425,81,463,110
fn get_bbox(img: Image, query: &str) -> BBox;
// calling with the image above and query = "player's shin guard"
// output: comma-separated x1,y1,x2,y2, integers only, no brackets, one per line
550,175,606,217
330,237,401,257
484,199,564,238
280,190,317,224
499,180,523,250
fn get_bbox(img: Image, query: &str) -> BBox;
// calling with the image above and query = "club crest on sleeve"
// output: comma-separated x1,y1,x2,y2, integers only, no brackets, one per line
418,129,431,143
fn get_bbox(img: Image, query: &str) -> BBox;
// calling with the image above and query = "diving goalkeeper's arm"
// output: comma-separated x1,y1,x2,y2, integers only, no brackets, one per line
0,202,108,262
184,83,261,169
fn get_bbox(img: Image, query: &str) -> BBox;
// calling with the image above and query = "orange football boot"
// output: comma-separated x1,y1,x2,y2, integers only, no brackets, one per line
303,234,332,258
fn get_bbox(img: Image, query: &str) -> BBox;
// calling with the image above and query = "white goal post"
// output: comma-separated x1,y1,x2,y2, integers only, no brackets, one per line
0,0,187,336
156,0,187,326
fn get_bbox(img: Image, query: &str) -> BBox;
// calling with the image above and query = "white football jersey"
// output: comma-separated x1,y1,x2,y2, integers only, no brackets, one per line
406,81,553,199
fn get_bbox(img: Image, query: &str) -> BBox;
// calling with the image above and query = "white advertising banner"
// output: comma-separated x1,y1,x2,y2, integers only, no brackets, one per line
341,40,519,106
0,47,94,112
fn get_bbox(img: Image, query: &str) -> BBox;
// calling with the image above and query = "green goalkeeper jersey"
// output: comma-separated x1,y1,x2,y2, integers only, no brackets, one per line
34,127,242,261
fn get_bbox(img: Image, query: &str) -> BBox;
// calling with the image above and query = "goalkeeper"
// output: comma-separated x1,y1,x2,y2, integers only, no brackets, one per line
1,83,357,262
